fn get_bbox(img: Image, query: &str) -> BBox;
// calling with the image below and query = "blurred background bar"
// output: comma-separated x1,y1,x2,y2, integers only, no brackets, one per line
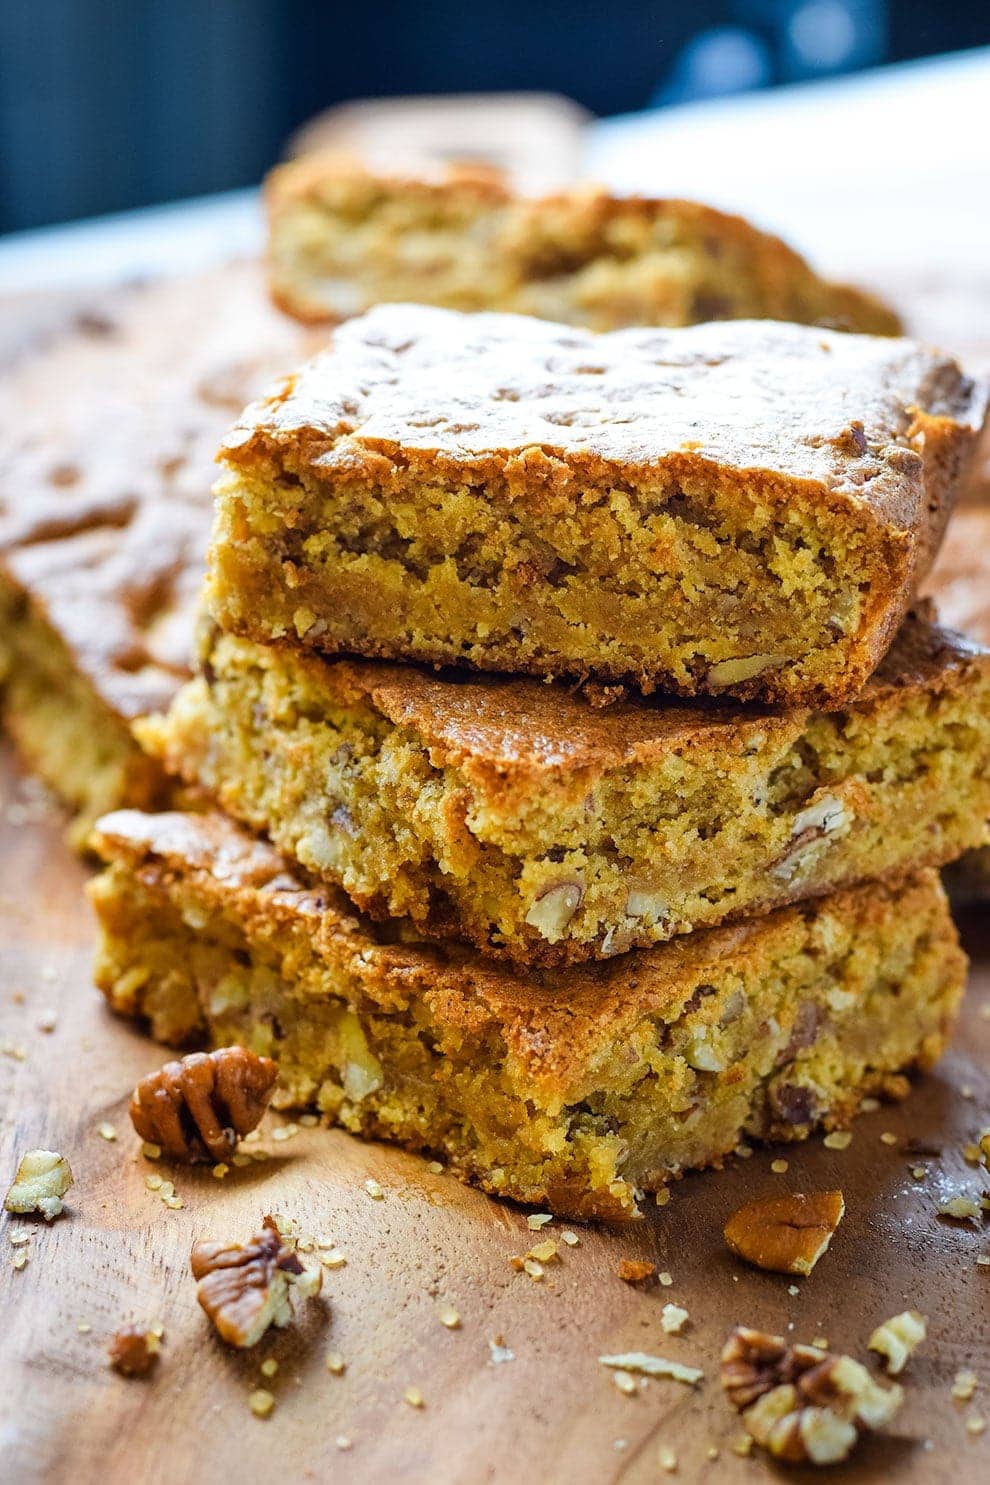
1,0,987,233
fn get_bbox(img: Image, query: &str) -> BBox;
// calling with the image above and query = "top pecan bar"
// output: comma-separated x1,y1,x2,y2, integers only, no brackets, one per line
208,305,986,705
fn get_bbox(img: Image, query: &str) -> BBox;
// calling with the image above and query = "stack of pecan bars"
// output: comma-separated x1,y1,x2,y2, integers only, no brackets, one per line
85,292,990,1220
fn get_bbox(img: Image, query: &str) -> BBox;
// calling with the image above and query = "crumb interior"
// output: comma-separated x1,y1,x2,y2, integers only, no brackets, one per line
0,578,166,838
270,185,897,335
209,460,897,705
145,632,990,964
91,862,962,1221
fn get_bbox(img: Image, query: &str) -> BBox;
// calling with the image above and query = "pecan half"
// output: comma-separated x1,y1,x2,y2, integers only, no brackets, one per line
108,1325,161,1377
130,1047,277,1162
191,1215,322,1348
724,1190,844,1275
721,1327,902,1465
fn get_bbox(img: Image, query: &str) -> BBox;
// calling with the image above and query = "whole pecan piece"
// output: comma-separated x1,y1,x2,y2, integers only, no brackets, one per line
129,1047,277,1162
721,1327,902,1465
191,1215,321,1348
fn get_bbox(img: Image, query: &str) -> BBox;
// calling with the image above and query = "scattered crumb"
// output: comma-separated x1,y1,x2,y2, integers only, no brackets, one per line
735,1144,753,1160
732,1435,754,1458
248,1389,275,1418
488,1338,515,1365
37,1012,57,1033
528,1239,557,1263
141,1142,162,1161
403,1386,425,1408
145,1174,163,1191
655,1189,672,1207
335,1436,352,1451
824,1131,852,1150
97,1123,117,1142
599,1353,703,1386
770,1159,789,1174
77,1322,91,1334
561,1230,579,1247
8,1232,30,1247
612,1371,638,1396
938,1195,982,1223
108,1326,161,1378
527,1213,553,1231
813,1335,829,1350
966,1415,987,1437
438,1305,461,1329
299,1113,319,1127
618,1259,656,1283
880,1131,898,1147
661,1304,689,1335
658,1444,678,1473
860,1097,881,1113
426,1161,443,1174
952,1370,979,1403
326,1353,346,1375
911,1166,927,1181
522,1259,543,1281
12,1252,28,1271
788,1284,800,1296
212,1163,229,1179
321,1249,347,1269
364,1179,384,1200
260,1358,278,1378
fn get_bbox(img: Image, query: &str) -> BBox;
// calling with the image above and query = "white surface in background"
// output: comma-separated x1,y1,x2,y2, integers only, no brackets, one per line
0,48,986,295
587,48,990,278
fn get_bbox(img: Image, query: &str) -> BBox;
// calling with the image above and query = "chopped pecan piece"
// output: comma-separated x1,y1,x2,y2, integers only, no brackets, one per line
868,1311,926,1375
617,1259,657,1284
191,1214,321,1348
130,1047,277,1162
4,1149,73,1220
108,1325,161,1377
724,1190,844,1275
721,1327,902,1465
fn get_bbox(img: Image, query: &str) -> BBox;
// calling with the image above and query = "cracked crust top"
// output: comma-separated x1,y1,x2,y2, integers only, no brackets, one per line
0,264,317,721
92,805,953,1098
222,304,986,546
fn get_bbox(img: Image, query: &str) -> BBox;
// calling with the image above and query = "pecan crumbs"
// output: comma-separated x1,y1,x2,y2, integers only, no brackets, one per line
129,1047,277,1162
724,1190,845,1275
721,1327,902,1465
191,1215,322,1348
108,1325,161,1377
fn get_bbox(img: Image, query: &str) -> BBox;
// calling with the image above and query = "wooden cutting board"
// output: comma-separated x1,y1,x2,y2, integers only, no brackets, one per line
1,742,989,1485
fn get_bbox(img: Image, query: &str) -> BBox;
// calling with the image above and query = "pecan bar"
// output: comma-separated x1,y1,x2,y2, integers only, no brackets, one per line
0,265,313,839
206,304,985,706
89,809,966,1221
142,611,990,967
266,156,901,335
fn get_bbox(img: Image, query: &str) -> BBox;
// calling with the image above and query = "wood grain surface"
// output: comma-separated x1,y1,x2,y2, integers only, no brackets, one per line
1,742,988,1485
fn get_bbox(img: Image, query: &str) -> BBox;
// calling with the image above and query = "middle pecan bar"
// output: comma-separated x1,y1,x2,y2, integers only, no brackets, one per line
141,609,990,967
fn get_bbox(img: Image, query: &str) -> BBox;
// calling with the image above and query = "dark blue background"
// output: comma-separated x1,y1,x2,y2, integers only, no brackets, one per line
1,0,986,232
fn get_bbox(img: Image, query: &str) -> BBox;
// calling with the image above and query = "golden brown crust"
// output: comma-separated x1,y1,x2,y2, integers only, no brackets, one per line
223,307,981,528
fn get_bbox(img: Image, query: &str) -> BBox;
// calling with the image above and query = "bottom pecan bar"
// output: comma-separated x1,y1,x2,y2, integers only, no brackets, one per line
89,810,965,1221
